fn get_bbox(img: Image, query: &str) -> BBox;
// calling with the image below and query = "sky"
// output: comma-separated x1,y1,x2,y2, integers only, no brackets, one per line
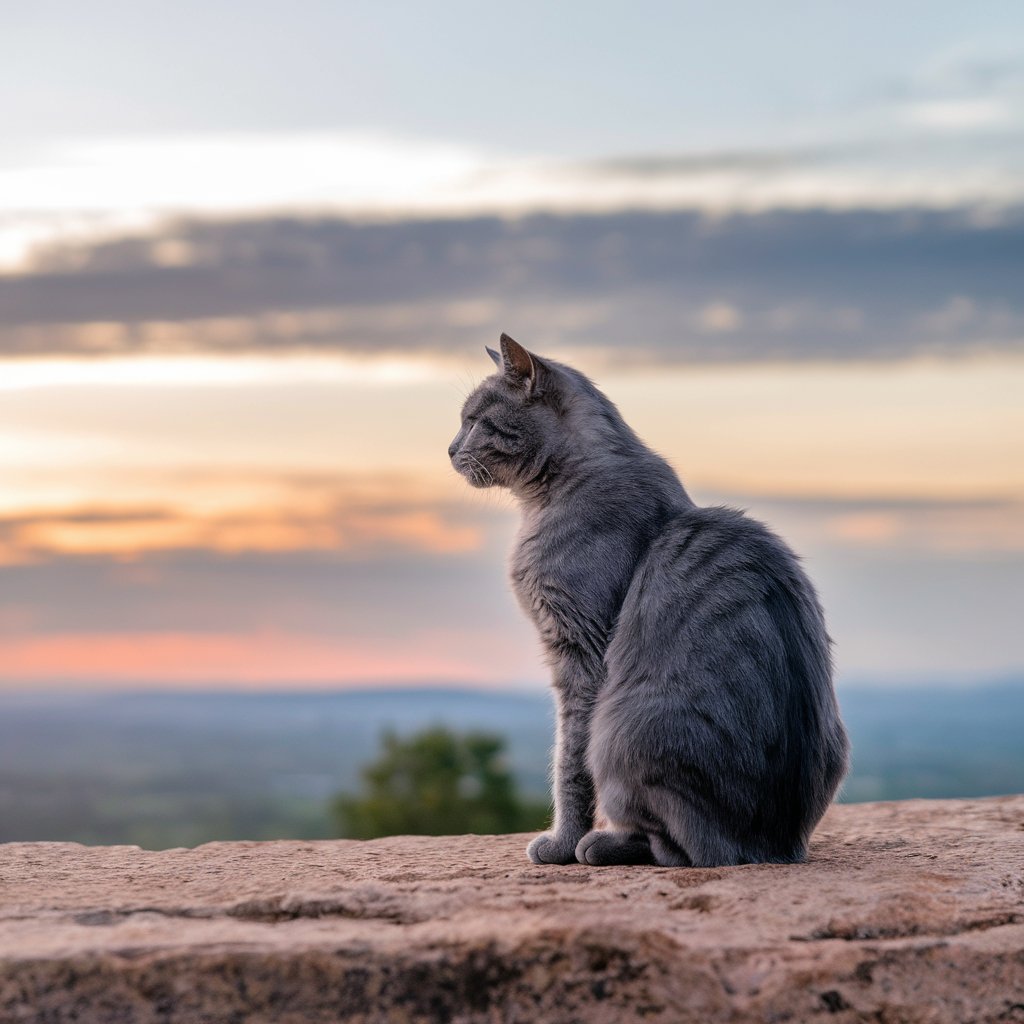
1,2,1022,689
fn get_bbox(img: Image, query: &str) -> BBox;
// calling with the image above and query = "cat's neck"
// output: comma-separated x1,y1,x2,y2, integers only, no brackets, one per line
512,445,692,514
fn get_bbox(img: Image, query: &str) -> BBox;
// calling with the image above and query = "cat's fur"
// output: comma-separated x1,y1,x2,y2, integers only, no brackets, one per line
448,335,849,867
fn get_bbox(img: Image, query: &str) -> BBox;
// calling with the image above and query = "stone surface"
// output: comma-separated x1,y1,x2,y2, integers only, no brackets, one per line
1,797,1022,1023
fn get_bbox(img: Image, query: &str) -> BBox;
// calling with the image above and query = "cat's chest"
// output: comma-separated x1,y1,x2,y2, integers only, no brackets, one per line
509,552,554,623
509,527,604,646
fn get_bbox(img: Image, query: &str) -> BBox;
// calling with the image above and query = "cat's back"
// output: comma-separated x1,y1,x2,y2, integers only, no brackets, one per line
639,501,817,598
611,502,831,681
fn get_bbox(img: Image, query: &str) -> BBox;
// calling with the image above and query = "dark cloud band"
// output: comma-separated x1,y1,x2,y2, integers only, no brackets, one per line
3,206,1023,362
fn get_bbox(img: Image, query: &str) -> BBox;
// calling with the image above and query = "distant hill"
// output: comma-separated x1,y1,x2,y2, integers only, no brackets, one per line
0,682,1021,847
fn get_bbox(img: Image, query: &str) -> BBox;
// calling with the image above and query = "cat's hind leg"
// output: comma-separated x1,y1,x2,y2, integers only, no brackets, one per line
575,829,655,866
579,777,686,866
647,830,693,867
588,753,704,867
647,784,751,866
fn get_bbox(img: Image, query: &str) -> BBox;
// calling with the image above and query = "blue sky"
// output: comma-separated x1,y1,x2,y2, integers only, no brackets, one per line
6,1,1023,151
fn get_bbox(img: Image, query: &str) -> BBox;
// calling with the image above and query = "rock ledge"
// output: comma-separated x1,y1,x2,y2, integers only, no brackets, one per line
1,797,1023,1023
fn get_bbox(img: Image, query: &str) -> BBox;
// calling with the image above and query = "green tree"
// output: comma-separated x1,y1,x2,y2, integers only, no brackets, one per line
332,727,550,838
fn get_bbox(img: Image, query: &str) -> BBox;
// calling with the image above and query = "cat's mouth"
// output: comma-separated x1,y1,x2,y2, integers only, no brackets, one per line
453,453,494,488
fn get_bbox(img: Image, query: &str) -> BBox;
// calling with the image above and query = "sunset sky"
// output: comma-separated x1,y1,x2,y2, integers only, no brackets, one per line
2,2,1022,689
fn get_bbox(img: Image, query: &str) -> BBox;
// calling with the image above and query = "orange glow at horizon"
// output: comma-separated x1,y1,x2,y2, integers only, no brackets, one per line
0,630,538,688
0,502,484,564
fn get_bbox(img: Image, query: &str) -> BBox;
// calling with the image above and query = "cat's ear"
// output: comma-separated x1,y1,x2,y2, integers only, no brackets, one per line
499,333,537,390
485,345,502,368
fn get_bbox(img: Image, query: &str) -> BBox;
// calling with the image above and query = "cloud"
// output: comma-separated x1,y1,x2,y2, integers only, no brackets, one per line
0,490,494,566
3,126,1022,274
729,494,1024,558
2,207,1024,364
873,47,1024,137
902,98,1013,131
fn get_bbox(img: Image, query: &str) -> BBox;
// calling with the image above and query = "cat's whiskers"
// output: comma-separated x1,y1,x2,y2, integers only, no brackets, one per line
464,452,493,487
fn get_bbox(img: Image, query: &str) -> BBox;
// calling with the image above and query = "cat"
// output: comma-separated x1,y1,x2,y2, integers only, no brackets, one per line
448,334,849,867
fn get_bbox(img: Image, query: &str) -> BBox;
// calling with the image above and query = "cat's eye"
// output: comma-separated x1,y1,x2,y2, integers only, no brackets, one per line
482,419,520,443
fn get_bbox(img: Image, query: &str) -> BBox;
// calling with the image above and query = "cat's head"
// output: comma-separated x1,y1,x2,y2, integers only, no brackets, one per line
448,334,570,493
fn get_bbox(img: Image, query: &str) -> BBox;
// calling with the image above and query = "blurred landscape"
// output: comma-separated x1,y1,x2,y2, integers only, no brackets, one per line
1,682,1021,848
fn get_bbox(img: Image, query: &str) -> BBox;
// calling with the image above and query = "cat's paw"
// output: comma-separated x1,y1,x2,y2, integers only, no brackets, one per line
526,832,579,865
575,829,615,865
575,829,655,866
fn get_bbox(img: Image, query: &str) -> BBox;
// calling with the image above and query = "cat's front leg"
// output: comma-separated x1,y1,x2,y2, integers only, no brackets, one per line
527,687,596,865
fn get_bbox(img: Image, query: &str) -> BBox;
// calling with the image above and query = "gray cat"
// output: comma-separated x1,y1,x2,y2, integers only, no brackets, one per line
448,335,849,867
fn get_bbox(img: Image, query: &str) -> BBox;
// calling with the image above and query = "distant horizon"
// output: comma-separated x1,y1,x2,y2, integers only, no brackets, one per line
1,678,1021,848
2,673,1023,698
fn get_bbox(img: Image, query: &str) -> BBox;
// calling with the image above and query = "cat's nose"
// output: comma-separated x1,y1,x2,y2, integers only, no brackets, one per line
447,440,459,460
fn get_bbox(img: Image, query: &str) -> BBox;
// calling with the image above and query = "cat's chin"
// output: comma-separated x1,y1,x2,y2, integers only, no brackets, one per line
453,458,495,489
455,469,489,489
